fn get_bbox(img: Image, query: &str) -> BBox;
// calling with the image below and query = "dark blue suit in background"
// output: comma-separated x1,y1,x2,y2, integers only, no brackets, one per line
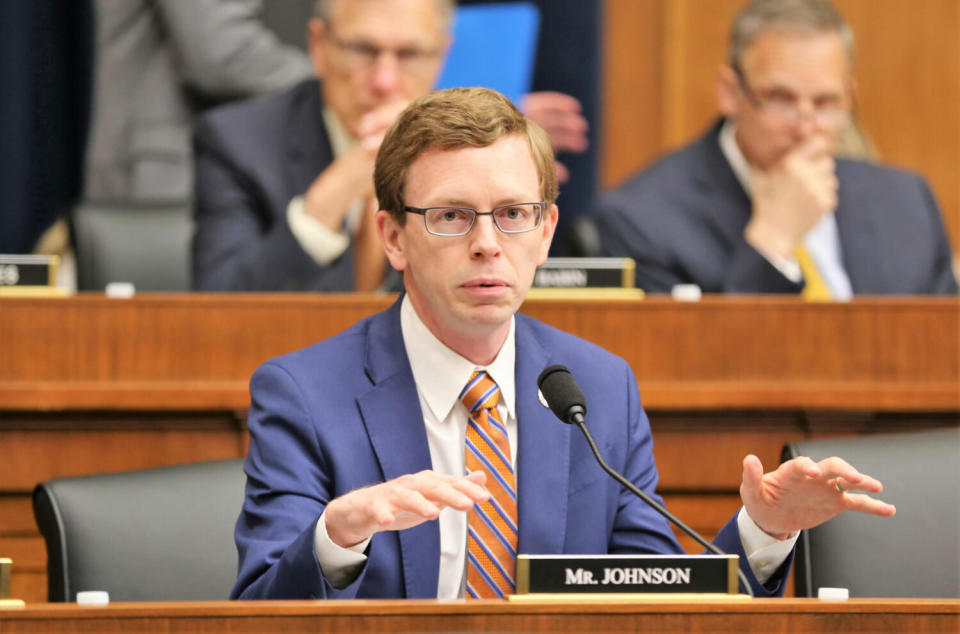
232,298,791,599
595,121,958,295
192,79,358,291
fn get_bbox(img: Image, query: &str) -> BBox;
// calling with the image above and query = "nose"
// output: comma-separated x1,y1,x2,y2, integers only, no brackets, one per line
789,102,819,138
469,215,502,259
369,52,401,94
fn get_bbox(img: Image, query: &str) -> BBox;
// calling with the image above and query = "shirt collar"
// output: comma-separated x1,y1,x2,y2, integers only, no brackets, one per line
400,295,517,423
718,119,753,194
321,105,355,160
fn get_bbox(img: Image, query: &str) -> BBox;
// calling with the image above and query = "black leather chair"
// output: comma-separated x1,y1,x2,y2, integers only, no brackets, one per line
71,199,192,291
33,459,245,602
782,428,960,598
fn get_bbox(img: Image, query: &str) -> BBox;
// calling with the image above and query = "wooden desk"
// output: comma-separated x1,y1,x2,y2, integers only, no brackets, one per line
2,294,957,410
0,599,957,633
2,294,958,601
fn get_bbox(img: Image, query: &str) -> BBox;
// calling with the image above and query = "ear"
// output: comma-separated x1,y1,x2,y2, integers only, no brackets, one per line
307,18,328,79
377,210,408,272
845,75,858,111
715,64,740,119
536,204,559,266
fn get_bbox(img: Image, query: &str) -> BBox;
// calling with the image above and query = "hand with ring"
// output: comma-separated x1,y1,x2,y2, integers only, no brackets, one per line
739,454,896,540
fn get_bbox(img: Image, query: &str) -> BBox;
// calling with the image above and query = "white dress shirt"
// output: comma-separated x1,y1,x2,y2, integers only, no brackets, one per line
719,121,853,300
314,295,796,596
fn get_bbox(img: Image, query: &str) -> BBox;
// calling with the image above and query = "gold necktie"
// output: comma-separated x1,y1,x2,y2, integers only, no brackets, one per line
460,371,517,599
794,246,832,301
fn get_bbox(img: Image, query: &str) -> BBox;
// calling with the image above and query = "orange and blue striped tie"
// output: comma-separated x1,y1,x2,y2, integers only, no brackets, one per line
461,371,517,599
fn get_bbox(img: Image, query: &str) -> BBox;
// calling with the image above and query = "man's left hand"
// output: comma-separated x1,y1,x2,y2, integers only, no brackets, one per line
740,454,896,540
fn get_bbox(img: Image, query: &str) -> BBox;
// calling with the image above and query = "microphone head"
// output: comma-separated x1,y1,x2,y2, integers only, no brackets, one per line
537,365,587,424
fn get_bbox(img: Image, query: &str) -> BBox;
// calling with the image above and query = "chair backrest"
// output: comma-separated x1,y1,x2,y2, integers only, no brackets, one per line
72,199,192,291
782,428,960,598
33,459,245,602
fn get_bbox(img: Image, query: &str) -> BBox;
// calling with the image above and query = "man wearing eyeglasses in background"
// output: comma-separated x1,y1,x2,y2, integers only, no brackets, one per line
192,0,587,292
594,0,958,296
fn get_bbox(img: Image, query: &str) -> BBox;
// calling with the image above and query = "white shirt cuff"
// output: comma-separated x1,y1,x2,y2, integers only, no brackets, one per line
737,507,799,584
754,246,802,283
287,195,350,265
314,511,370,589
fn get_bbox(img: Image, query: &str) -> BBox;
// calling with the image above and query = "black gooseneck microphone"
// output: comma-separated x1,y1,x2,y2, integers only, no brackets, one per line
537,364,755,597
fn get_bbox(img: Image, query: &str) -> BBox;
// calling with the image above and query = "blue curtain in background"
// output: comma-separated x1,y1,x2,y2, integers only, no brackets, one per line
0,0,93,253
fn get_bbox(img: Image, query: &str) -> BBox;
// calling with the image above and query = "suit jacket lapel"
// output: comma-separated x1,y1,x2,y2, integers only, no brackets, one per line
835,161,881,293
284,79,334,196
515,316,571,555
692,121,754,248
356,298,440,598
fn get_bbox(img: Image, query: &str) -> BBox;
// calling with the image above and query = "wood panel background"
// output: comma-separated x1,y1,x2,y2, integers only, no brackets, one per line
603,0,960,255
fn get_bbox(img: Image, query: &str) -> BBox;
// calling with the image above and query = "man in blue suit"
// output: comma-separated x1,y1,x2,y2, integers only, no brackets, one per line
232,87,895,600
595,0,957,296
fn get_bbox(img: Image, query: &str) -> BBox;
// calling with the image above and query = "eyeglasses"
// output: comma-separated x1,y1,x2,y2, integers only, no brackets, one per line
404,203,545,237
327,32,442,75
733,64,851,127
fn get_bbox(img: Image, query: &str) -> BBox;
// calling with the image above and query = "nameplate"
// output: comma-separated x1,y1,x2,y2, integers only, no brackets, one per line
0,254,58,286
533,257,635,289
0,255,68,296
0,558,11,599
515,554,740,595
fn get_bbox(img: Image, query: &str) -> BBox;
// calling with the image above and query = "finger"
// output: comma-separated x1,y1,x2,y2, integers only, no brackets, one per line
530,111,589,137
819,456,870,488
740,454,764,501
408,471,489,507
465,469,487,486
842,492,897,517
521,91,582,113
448,473,491,502
417,477,489,511
835,472,883,494
358,101,407,136
385,486,441,522
785,455,823,479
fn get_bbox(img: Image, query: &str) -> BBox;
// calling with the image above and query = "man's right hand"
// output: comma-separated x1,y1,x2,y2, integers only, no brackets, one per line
303,100,412,230
324,470,489,549
745,135,838,259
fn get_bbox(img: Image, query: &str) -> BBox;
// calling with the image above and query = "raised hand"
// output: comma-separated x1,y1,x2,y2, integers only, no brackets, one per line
740,454,896,540
324,470,489,548
520,91,589,184
745,134,837,259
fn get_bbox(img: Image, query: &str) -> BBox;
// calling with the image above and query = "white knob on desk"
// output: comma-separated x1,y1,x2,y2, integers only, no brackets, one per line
817,587,849,601
76,590,110,606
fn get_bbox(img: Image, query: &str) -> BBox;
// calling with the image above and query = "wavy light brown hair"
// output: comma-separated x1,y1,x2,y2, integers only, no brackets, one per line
374,87,558,224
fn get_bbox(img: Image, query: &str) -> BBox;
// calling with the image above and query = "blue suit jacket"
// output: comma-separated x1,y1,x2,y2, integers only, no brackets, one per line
192,79,358,291
232,299,789,599
595,120,958,295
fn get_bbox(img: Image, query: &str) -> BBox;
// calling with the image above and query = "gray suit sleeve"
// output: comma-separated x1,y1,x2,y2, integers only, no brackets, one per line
156,0,312,99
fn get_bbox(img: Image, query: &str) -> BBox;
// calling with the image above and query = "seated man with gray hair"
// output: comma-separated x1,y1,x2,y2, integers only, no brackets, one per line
595,0,957,297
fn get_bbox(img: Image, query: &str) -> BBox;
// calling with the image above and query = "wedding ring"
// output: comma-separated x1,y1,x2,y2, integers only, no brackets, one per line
834,479,844,493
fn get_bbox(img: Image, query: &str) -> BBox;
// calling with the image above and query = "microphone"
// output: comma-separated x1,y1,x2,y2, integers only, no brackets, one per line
537,364,755,596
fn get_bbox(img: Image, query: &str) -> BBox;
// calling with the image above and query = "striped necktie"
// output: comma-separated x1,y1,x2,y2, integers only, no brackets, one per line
460,371,518,599
794,245,833,301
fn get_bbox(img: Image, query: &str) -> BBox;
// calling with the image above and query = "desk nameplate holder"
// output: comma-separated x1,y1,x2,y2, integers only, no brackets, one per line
509,554,749,602
0,558,25,609
0,254,68,297
529,257,644,299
